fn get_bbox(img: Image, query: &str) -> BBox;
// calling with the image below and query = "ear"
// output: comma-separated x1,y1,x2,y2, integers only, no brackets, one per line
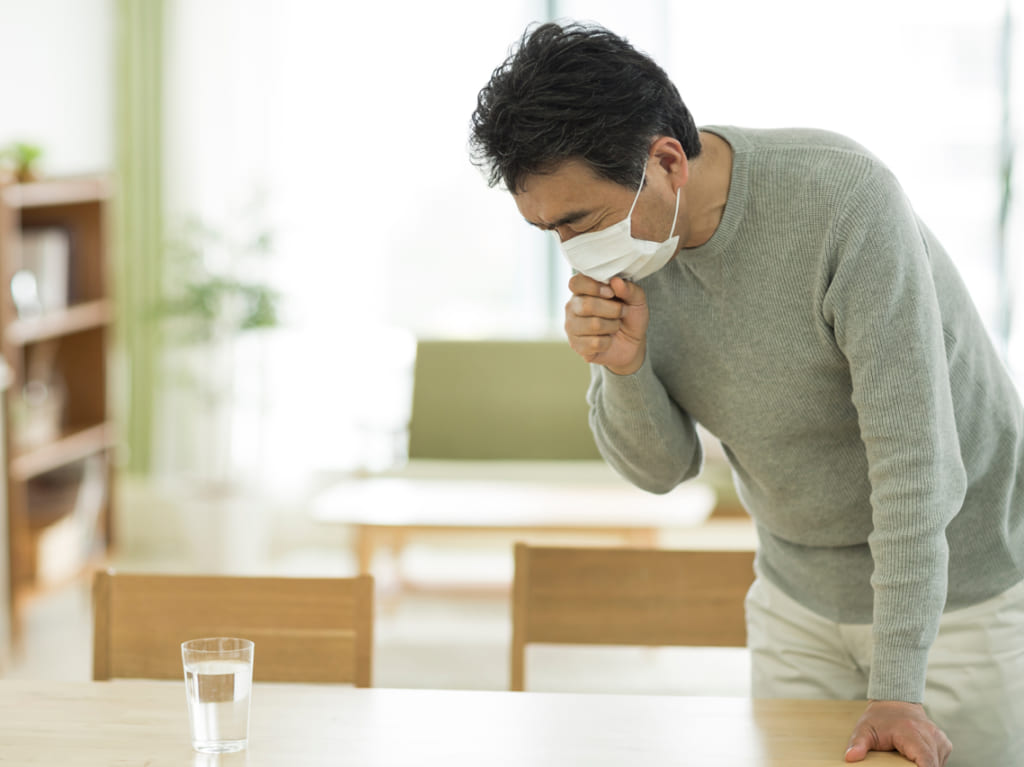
649,135,689,189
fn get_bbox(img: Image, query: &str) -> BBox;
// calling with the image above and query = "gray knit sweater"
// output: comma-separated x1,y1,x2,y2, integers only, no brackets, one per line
587,125,1024,703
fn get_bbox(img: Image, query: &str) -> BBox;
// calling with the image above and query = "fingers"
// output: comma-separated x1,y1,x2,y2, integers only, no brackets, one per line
568,272,615,298
565,275,643,323
888,726,952,767
564,305,619,362
565,275,625,340
608,276,646,306
568,333,615,363
566,292,623,322
845,721,880,763
844,740,869,762
845,702,953,767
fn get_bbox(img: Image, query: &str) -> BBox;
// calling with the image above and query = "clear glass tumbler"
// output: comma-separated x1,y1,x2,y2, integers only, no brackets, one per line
181,637,255,753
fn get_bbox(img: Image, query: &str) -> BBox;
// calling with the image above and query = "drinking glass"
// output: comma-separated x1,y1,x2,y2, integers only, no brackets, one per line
181,637,255,753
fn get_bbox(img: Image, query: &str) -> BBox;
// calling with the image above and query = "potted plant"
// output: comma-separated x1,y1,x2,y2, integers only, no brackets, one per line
157,203,281,488
0,142,45,183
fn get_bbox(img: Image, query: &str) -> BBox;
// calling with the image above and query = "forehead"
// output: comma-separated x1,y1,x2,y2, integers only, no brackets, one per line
513,159,626,225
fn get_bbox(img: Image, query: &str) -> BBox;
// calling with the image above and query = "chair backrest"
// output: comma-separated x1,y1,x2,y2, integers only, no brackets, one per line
408,339,601,460
92,571,374,686
510,543,755,691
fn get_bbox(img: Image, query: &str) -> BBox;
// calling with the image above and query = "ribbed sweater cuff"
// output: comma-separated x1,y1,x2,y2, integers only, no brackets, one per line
867,645,929,703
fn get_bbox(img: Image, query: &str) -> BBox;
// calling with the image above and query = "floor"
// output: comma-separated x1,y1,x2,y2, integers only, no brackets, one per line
3,541,751,696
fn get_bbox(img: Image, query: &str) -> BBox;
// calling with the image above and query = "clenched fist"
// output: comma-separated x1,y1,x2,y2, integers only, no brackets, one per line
564,274,649,375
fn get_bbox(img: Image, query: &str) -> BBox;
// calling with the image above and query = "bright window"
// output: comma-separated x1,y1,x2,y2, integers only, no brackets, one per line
162,1,1019,482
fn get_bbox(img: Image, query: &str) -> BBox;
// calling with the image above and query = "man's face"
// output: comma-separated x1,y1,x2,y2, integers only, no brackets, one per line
513,157,682,246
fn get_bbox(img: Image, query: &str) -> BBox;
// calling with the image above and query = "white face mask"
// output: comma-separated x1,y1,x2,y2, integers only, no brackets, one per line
557,162,681,283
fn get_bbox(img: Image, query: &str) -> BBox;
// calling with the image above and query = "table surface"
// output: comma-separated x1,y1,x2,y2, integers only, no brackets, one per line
311,460,718,528
2,679,913,765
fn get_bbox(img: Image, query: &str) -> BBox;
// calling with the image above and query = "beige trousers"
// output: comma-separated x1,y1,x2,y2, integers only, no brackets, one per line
744,575,1024,767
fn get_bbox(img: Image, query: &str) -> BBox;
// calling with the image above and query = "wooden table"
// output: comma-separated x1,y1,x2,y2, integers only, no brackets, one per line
311,460,727,577
0,679,912,765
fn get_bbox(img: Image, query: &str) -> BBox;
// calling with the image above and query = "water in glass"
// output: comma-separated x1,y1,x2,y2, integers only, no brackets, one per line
184,657,253,753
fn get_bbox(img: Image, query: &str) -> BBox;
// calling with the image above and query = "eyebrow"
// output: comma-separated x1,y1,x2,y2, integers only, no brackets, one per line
528,209,593,230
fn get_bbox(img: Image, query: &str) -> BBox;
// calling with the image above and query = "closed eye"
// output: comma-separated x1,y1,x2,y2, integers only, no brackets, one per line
525,209,594,232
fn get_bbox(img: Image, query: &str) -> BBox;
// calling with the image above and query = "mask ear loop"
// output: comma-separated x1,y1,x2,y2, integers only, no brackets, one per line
667,187,681,239
627,163,681,240
626,163,649,220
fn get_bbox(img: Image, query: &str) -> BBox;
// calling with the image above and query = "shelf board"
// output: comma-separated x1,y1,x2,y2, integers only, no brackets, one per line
5,299,113,345
0,176,111,209
9,422,115,481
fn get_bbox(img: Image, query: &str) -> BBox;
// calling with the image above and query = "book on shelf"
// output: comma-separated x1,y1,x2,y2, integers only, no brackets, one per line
13,227,70,317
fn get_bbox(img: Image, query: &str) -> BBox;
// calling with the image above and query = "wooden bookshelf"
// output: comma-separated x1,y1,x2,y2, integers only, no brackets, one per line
0,175,115,635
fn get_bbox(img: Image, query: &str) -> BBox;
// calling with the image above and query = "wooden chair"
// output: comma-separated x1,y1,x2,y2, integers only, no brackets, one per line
510,543,755,691
92,571,374,686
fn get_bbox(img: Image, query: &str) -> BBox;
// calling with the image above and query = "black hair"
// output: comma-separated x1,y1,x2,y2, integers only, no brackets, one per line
469,21,702,193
